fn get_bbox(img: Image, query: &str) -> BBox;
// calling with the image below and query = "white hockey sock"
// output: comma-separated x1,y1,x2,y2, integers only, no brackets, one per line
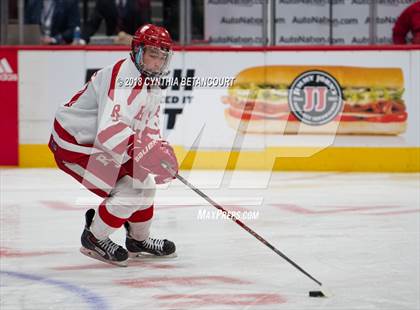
127,219,152,241
90,211,118,240
126,204,154,241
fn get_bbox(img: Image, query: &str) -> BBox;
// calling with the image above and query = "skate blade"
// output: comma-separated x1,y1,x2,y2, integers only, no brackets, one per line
80,247,128,267
128,251,178,260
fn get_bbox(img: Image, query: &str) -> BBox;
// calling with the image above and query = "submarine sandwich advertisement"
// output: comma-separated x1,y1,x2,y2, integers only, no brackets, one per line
222,66,407,135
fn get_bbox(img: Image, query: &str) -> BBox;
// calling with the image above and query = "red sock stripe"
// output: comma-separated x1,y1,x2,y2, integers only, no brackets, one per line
128,205,154,223
98,204,127,228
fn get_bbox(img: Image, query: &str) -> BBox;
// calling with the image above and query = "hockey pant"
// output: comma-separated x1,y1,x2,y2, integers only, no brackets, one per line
54,152,154,241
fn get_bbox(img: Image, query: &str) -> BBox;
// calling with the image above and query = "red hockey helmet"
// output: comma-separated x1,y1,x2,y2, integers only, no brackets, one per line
131,24,173,77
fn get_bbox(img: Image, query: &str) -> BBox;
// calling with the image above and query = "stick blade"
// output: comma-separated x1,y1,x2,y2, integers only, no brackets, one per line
309,290,325,297
309,286,332,298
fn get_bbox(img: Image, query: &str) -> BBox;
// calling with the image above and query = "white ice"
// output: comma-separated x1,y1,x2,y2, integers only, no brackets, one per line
1,169,419,310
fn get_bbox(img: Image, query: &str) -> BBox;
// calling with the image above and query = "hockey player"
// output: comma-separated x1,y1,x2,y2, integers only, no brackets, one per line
49,24,178,266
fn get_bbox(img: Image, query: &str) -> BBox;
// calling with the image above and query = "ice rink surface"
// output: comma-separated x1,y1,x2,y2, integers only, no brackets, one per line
1,168,419,310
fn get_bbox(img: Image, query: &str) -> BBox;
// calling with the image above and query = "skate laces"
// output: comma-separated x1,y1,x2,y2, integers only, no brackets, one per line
98,238,120,254
142,237,164,251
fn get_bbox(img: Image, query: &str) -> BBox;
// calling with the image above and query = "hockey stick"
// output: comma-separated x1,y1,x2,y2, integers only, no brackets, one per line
161,162,328,296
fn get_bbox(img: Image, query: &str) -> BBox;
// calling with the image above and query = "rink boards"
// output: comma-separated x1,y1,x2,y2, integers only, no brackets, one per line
0,45,419,171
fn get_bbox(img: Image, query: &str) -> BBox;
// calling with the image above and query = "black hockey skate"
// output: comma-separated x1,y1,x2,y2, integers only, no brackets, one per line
124,222,176,259
80,209,129,267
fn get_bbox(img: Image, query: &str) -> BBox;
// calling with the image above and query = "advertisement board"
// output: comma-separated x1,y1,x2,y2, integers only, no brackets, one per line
204,0,417,45
204,0,264,45
0,49,18,165
14,47,420,171
172,51,418,149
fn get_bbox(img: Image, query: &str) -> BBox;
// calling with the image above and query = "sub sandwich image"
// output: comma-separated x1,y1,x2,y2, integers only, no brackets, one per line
222,65,407,135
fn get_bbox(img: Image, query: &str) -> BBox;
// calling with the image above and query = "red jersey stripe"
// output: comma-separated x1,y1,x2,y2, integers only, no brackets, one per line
108,59,125,100
97,122,128,145
127,74,145,106
54,158,110,198
112,134,134,155
142,126,160,136
49,137,91,162
54,120,93,147
65,83,89,107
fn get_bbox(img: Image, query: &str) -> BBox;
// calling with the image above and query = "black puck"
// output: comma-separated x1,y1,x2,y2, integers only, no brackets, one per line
309,290,325,297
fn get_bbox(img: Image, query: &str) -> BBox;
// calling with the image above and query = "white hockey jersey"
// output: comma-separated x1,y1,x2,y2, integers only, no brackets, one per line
49,56,162,164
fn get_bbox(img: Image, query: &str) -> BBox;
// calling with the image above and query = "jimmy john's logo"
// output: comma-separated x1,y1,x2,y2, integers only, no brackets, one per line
288,70,343,126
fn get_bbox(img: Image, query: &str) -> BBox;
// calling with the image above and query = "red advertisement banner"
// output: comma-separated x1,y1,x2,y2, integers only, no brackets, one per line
0,48,19,165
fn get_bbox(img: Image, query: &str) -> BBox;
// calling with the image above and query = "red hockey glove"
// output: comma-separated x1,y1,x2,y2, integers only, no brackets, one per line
154,141,178,184
130,135,178,184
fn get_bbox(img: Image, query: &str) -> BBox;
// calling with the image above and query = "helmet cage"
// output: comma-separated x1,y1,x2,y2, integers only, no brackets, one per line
133,45,172,78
